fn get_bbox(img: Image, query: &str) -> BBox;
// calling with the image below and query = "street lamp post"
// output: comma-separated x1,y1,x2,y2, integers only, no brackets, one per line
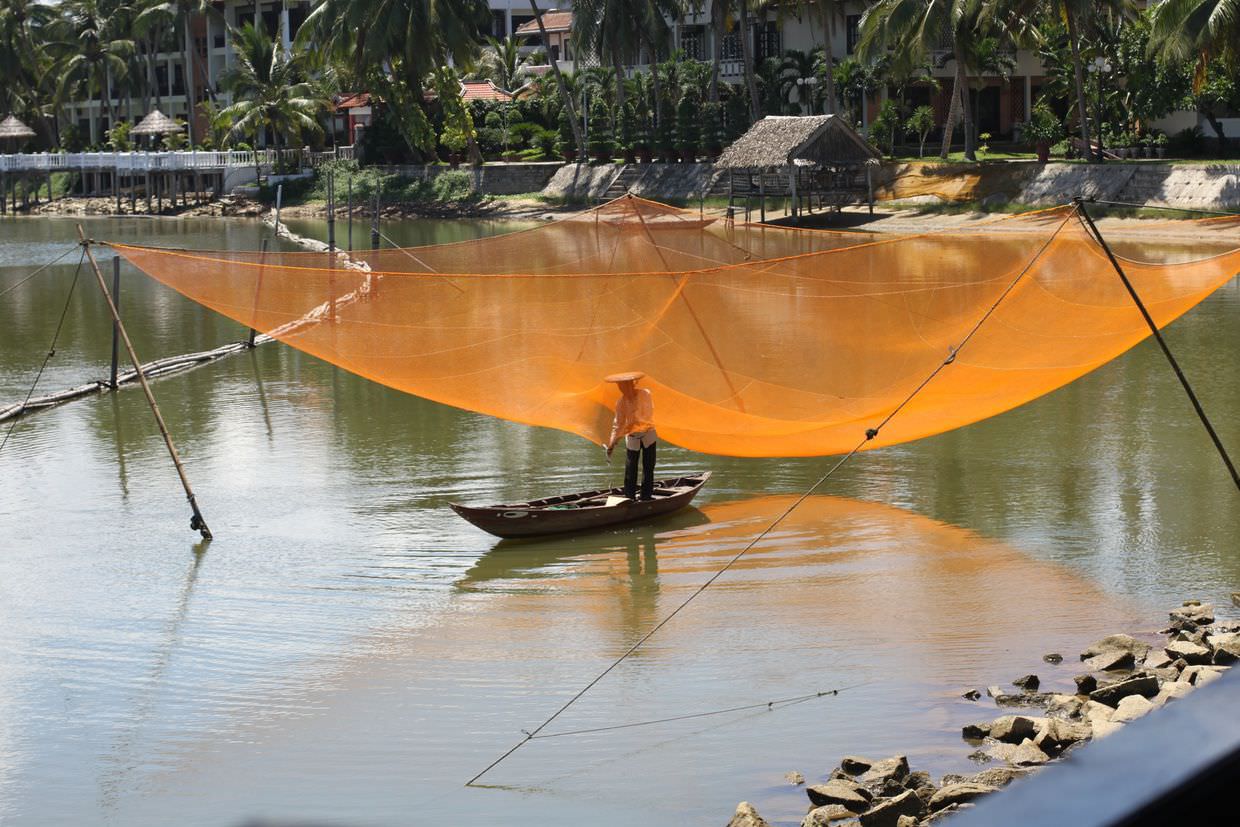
1088,56,1112,163
796,75,820,116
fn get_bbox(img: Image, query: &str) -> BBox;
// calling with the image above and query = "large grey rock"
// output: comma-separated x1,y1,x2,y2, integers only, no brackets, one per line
928,782,998,811
802,804,859,826
807,780,872,812
1152,680,1193,706
1181,664,1227,686
1170,603,1214,627
858,790,922,827
860,756,909,787
1165,640,1212,665
1089,674,1159,707
967,766,1030,788
1074,674,1098,694
840,756,874,775
924,803,974,823
989,715,1038,744
1111,694,1155,723
1047,693,1085,717
1012,674,1040,691
1084,650,1135,672
1143,649,1175,670
961,722,990,740
727,801,771,827
1081,634,1151,662
1034,717,1092,754
1010,738,1051,766
994,691,1054,708
1208,633,1240,664
896,817,917,827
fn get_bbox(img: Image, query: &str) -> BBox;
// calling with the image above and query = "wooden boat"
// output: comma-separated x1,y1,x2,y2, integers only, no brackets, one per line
450,472,711,539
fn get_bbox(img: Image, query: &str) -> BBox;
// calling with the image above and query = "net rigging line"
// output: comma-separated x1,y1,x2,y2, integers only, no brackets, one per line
0,249,86,457
0,245,80,299
530,683,868,740
464,205,1079,787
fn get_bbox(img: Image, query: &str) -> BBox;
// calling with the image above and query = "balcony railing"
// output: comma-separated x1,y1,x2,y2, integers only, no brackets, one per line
0,148,353,173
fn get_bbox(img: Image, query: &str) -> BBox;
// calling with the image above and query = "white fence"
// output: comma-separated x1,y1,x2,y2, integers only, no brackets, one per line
0,146,354,174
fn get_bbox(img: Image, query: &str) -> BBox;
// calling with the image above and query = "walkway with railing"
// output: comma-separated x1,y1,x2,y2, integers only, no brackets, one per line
0,145,354,173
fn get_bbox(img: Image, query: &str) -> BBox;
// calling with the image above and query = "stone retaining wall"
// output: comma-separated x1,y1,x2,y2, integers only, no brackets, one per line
372,162,562,195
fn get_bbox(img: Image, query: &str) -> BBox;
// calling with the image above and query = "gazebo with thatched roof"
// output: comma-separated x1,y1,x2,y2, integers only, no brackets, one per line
130,109,183,144
0,114,36,149
716,115,881,222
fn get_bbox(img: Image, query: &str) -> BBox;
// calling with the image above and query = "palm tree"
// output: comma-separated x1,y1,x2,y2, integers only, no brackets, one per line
783,1,843,113
296,0,490,157
136,0,222,146
473,35,533,92
51,0,135,144
779,48,820,114
1149,0,1240,70
0,0,57,142
574,0,680,124
737,0,762,122
859,0,983,161
219,20,326,169
527,0,583,157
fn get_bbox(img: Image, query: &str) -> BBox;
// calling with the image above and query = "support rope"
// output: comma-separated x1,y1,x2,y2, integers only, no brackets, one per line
464,206,1078,787
1075,201,1240,493
0,245,79,299
0,250,86,456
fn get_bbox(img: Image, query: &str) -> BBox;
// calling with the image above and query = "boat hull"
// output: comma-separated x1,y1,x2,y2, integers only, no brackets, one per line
450,472,711,539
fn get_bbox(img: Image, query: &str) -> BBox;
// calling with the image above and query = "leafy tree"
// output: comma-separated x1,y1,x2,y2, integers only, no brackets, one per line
871,98,902,157
218,20,326,170
51,0,135,144
586,97,613,161
905,104,935,157
136,0,223,145
473,35,535,92
676,90,698,156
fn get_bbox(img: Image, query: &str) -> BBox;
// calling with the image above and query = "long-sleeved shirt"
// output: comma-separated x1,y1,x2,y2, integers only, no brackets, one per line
609,388,654,446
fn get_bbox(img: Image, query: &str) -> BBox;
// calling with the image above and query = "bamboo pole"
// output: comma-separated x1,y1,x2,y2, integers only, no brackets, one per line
109,256,122,388
76,225,213,540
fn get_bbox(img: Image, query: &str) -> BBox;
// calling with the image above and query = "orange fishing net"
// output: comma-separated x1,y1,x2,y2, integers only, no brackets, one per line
113,196,1240,457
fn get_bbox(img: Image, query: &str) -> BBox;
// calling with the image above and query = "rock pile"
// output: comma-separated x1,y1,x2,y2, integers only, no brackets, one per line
726,601,1236,827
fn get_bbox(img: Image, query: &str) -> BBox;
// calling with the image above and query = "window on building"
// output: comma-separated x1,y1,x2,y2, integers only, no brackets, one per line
156,65,169,97
288,3,309,38
550,43,561,63
236,6,256,30
173,65,185,96
260,4,280,36
721,29,742,61
680,26,705,61
757,21,781,62
490,11,507,38
846,15,861,54
213,33,225,49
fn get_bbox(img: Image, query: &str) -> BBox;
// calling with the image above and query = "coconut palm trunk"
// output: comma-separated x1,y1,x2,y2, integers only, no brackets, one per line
529,0,584,157
709,0,725,102
183,16,196,145
1063,3,1093,161
611,41,627,120
952,40,975,161
737,1,760,122
819,7,838,114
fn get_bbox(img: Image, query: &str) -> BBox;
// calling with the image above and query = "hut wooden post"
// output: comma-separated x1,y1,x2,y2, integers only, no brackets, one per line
789,164,798,223
76,226,213,540
1,173,6,215
759,173,765,223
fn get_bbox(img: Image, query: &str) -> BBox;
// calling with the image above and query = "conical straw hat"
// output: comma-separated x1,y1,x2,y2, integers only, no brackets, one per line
604,371,645,383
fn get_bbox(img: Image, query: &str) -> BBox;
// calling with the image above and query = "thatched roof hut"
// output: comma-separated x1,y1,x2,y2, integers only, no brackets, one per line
0,115,36,141
131,109,182,136
718,116,880,222
717,115,879,171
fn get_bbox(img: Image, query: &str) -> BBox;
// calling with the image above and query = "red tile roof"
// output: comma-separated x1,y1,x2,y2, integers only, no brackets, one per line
334,92,373,111
460,80,515,102
515,10,571,35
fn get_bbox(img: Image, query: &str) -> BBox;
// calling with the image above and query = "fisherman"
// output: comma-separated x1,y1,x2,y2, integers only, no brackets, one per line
604,371,657,501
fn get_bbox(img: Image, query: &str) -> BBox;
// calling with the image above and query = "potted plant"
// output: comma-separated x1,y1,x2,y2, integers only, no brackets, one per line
676,94,698,163
587,98,614,164
440,123,468,168
556,107,577,163
1155,132,1168,159
636,112,653,163
1142,133,1155,158
655,98,676,163
619,103,637,165
700,101,724,160
1024,103,1064,164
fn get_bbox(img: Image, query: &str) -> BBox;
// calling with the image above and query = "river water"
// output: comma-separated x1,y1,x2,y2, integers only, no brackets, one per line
1,214,1237,826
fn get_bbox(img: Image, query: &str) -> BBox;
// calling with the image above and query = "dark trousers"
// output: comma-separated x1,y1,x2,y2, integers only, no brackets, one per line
624,442,656,500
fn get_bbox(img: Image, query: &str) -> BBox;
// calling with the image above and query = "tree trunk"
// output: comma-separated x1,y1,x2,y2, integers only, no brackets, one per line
939,72,960,158
1064,3,1093,162
819,8,838,114
530,0,584,157
738,2,760,123
952,40,975,161
611,41,627,122
709,0,724,102
183,16,197,145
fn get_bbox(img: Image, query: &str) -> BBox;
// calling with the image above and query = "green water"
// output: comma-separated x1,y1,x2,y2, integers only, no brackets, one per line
0,214,1237,827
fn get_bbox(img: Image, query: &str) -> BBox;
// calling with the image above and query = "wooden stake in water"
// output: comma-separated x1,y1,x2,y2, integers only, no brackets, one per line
275,183,283,231
326,170,336,252
347,179,353,252
248,238,268,347
371,186,380,251
77,225,214,540
109,256,122,388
